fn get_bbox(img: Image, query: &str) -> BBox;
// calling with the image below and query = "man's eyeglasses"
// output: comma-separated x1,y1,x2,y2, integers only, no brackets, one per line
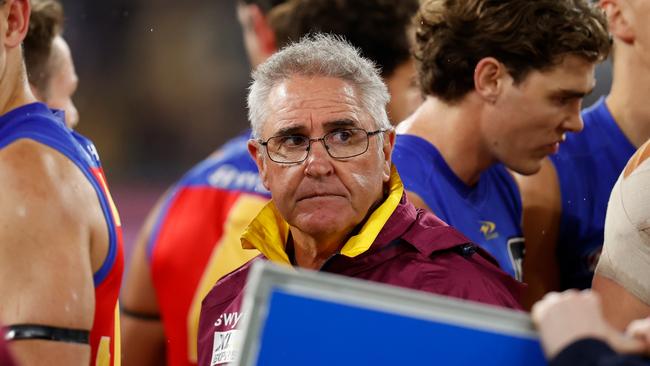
259,128,388,164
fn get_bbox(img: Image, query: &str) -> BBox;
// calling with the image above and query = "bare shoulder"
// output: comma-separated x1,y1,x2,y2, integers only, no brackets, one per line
0,139,97,328
0,138,97,206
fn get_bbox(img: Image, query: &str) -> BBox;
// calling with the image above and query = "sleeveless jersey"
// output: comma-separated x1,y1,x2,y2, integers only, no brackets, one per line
147,130,271,366
551,97,636,289
0,103,123,366
393,134,524,280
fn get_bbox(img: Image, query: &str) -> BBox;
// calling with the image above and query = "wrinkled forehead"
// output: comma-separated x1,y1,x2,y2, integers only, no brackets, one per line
262,76,374,137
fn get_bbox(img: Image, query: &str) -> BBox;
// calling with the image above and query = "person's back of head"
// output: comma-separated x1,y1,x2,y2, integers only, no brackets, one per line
267,0,421,123
271,0,418,80
23,0,79,128
415,0,611,103
23,0,62,96
240,0,288,14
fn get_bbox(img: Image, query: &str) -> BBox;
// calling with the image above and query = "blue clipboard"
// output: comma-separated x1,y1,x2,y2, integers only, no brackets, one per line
235,261,546,365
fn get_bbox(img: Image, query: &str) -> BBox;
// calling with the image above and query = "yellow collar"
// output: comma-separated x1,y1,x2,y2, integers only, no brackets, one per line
241,165,404,266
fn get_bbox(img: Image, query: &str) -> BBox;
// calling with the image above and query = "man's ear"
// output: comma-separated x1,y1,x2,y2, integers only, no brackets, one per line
3,0,30,49
248,139,271,191
382,129,396,182
600,0,634,44
251,5,277,57
241,3,277,57
474,57,507,104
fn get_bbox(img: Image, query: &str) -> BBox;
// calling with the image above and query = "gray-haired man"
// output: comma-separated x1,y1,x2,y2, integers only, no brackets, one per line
197,35,522,366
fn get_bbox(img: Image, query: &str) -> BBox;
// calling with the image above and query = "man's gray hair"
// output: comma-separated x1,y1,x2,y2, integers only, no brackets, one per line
247,34,391,138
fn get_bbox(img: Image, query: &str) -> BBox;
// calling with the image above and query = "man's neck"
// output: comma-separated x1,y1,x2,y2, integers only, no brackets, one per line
0,54,36,116
289,229,348,270
397,96,494,186
606,49,650,148
286,194,386,270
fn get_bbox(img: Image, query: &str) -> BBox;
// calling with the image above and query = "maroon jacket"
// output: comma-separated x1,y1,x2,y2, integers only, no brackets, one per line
198,194,523,365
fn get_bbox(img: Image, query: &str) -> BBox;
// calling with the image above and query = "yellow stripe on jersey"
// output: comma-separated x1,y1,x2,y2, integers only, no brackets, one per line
114,303,121,366
95,337,110,366
186,194,268,362
94,304,121,366
95,170,122,227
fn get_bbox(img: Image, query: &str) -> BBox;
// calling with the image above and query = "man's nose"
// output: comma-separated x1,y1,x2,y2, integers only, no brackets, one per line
304,139,334,177
563,105,584,133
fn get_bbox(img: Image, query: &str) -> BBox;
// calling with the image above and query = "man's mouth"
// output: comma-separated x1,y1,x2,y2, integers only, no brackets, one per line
297,193,344,202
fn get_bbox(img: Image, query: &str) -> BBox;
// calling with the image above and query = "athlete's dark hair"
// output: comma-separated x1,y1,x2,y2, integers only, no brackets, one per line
239,0,289,14
23,0,64,94
270,0,419,78
415,0,611,103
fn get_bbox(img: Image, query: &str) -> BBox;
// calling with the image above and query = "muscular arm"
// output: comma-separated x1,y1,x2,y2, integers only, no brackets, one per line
0,140,96,365
121,198,167,366
515,158,562,309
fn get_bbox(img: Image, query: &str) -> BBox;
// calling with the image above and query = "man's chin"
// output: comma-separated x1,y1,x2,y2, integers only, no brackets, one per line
291,213,354,238
508,164,541,177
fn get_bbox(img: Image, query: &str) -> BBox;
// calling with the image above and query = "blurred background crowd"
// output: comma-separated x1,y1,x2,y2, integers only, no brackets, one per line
59,1,256,255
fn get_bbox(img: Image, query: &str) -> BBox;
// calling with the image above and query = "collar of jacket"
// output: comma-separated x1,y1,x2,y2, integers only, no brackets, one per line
240,165,405,266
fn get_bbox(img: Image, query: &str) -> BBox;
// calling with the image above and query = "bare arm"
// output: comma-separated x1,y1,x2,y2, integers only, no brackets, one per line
593,274,650,331
515,158,562,310
0,140,96,365
121,198,167,366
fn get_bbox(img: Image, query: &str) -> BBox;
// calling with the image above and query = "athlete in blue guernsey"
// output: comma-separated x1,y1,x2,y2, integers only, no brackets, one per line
551,98,635,289
394,0,609,283
0,1,123,364
0,103,124,366
518,0,650,309
393,135,524,279
518,100,640,305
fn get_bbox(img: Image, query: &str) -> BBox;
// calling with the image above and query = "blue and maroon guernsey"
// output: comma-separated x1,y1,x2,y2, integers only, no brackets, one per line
551,97,636,289
146,130,271,366
392,134,524,281
0,103,123,366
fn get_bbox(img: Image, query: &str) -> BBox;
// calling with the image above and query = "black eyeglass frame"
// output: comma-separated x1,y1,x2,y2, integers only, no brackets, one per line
258,128,389,164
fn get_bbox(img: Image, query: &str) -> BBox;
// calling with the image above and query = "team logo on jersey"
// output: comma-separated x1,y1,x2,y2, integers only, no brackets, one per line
211,330,242,365
479,221,499,240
